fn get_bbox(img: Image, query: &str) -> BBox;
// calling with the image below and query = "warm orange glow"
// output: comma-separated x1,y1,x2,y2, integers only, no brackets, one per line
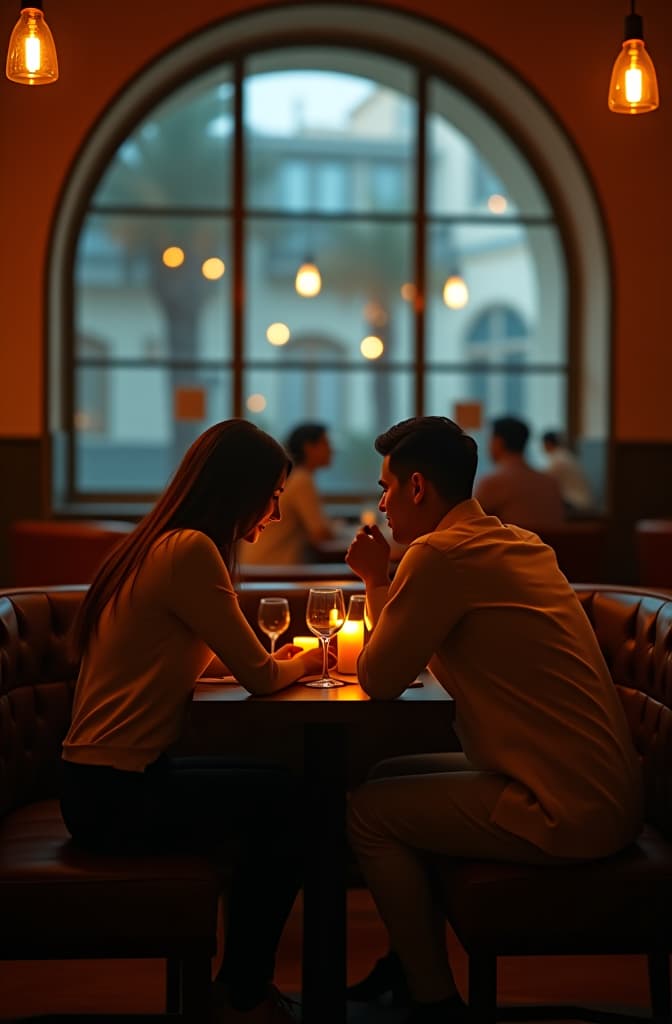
266,322,290,346
295,262,322,297
608,38,659,114
202,257,226,280
246,393,267,413
337,619,364,674
6,6,58,85
360,335,384,360
442,274,469,310
400,282,416,302
162,246,185,268
487,194,508,214
292,636,320,652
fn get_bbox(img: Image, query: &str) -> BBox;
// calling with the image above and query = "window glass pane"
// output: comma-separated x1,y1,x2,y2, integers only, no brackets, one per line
75,214,232,362
424,369,566,476
93,67,233,210
426,223,566,365
245,49,416,214
243,367,414,492
74,368,233,493
245,216,415,364
427,79,550,217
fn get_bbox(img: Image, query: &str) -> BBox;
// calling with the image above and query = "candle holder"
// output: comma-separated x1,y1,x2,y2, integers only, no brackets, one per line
337,594,367,675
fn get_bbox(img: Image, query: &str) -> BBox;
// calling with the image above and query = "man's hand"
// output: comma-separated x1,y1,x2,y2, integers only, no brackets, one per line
346,525,390,586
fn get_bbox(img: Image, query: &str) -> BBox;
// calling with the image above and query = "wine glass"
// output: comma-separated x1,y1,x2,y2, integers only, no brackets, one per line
305,587,346,688
257,597,290,655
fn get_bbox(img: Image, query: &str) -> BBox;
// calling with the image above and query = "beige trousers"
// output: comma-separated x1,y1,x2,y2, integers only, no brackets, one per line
347,753,571,1003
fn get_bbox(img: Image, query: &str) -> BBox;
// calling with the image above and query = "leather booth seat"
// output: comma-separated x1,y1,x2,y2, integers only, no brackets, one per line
635,518,672,590
430,585,672,1022
8,518,135,586
0,586,219,1018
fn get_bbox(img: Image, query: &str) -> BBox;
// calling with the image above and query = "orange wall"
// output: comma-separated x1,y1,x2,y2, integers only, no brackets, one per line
1,0,670,440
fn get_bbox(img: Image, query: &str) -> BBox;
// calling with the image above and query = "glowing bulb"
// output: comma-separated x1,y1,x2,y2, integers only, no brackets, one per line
487,194,508,214
442,275,469,310
6,5,59,85
400,283,416,302
202,257,226,280
608,13,659,115
246,393,267,413
266,323,290,346
162,246,185,268
360,336,384,360
295,261,321,298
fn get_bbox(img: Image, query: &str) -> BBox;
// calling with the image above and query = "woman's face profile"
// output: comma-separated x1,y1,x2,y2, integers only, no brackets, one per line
241,469,287,544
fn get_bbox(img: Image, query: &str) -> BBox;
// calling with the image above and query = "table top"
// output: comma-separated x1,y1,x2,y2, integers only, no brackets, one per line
193,670,453,724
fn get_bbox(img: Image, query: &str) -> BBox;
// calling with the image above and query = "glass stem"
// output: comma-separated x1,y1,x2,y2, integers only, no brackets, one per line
321,637,329,680
270,635,277,655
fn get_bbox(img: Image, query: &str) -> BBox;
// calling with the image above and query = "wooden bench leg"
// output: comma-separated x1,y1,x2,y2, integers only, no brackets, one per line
648,951,671,1022
165,956,211,1019
468,953,497,1024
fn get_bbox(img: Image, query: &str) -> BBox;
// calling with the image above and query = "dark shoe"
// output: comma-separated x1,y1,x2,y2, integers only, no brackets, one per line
346,950,411,1006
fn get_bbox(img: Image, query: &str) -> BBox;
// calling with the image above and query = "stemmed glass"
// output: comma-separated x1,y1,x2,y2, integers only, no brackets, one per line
257,597,290,655
305,587,346,688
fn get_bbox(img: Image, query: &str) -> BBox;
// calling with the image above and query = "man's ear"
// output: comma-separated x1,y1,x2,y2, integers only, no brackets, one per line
410,471,426,504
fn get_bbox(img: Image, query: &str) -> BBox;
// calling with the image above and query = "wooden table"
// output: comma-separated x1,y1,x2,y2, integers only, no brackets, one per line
192,673,454,1024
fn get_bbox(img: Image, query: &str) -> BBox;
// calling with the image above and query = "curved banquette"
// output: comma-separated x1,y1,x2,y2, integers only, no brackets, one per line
1,582,672,1020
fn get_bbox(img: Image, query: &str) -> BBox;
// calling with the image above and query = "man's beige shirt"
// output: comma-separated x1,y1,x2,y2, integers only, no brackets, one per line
358,499,643,859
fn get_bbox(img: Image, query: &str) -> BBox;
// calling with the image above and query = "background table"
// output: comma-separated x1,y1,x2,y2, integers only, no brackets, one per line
192,673,454,1024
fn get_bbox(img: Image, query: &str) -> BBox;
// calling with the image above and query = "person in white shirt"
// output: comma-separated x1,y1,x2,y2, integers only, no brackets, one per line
474,416,565,528
239,422,335,565
542,430,594,513
344,416,642,1024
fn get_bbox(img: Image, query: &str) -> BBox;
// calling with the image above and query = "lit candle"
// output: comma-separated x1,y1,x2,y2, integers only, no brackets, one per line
337,619,364,674
292,636,319,652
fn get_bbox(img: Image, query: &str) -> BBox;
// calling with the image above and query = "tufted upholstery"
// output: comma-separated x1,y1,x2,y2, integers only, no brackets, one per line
0,585,220,1019
432,585,672,1023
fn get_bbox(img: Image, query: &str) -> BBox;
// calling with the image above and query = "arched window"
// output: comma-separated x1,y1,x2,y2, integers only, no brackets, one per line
50,5,609,511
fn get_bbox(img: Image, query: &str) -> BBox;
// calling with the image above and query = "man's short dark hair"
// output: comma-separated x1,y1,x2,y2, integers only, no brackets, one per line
375,417,478,503
492,416,529,454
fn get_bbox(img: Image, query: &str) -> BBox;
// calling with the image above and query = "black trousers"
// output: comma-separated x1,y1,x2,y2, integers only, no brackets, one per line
60,754,304,1001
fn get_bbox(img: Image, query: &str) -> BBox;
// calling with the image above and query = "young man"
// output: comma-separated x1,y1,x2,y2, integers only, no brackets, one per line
474,416,565,528
345,416,642,1024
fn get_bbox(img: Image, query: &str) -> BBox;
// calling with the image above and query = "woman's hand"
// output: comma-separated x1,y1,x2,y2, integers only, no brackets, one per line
274,643,305,661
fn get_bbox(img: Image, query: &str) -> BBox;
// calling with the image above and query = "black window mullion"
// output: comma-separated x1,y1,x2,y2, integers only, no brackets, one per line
232,57,245,417
414,70,427,415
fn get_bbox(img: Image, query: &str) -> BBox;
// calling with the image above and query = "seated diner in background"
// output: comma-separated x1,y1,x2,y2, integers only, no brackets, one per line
60,418,324,1024
239,421,337,566
474,415,565,528
541,428,595,515
344,416,643,1024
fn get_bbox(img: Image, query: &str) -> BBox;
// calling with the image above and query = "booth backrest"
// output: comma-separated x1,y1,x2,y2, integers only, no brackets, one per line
3,583,671,835
635,518,672,590
8,519,135,587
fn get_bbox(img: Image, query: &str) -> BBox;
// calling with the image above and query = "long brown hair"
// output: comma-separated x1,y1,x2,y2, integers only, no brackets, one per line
71,419,290,658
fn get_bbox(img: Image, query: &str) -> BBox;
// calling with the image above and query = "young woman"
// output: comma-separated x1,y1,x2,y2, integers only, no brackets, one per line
61,419,323,1024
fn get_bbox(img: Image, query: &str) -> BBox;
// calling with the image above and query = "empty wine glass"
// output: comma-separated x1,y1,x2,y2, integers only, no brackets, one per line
305,587,346,688
257,597,290,655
